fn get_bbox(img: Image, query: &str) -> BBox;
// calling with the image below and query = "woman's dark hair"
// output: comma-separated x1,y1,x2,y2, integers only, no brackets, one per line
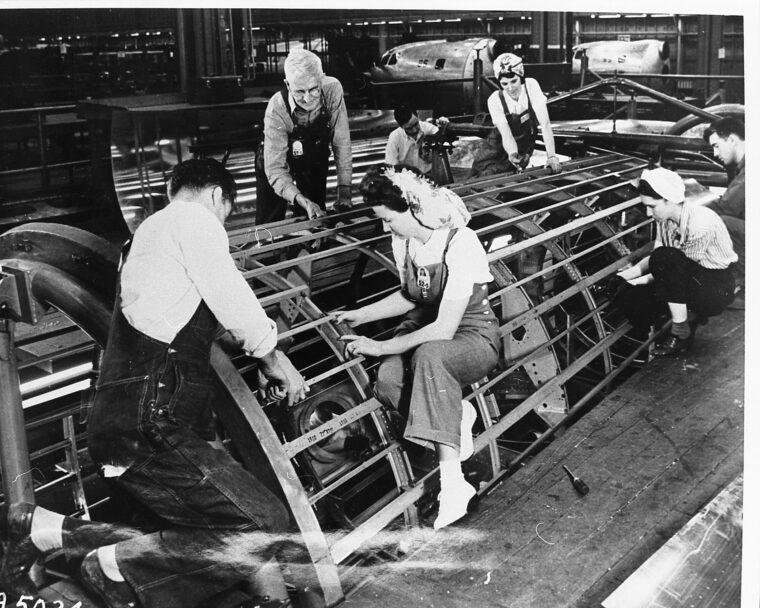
636,178,661,200
359,163,424,212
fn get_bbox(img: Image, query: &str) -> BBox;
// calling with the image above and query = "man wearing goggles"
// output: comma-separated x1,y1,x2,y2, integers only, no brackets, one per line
470,52,562,177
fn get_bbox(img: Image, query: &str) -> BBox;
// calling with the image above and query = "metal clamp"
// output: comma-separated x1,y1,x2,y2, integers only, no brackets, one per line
0,263,43,325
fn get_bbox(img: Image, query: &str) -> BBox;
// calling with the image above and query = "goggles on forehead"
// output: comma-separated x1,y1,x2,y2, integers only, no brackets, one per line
499,70,520,81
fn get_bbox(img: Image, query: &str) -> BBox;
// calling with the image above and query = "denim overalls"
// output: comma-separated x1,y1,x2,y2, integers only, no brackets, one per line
375,229,501,450
255,88,332,224
86,253,291,608
469,84,539,178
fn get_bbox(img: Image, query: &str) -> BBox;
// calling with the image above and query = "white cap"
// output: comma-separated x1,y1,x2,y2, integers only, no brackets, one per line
635,167,685,203
492,52,524,78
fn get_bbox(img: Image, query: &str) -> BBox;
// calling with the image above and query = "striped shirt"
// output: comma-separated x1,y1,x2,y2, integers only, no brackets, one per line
656,200,737,269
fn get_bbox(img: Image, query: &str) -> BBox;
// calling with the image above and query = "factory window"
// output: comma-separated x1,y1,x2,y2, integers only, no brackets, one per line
435,58,446,70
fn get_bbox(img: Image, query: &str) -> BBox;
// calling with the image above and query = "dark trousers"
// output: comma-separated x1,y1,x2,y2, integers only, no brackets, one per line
616,246,735,331
87,303,296,608
254,146,328,224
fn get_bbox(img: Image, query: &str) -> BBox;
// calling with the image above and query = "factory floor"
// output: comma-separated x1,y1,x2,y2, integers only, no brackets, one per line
343,307,746,608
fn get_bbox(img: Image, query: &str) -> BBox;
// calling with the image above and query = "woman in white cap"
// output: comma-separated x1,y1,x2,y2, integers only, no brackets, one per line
335,163,500,529
616,167,737,356
470,52,562,177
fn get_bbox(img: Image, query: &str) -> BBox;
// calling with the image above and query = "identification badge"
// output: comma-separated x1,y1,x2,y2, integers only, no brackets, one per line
520,113,529,123
416,266,431,298
292,140,303,157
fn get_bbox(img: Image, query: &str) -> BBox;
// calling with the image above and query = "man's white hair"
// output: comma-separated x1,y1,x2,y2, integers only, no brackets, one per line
284,49,323,82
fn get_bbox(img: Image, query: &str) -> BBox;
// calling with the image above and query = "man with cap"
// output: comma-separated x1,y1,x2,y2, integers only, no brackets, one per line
615,167,737,356
703,116,745,303
255,48,353,224
384,104,450,182
469,52,562,178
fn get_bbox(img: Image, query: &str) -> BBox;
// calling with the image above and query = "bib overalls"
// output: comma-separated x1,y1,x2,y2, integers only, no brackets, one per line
469,86,539,178
374,229,501,450
86,253,292,608
255,89,332,224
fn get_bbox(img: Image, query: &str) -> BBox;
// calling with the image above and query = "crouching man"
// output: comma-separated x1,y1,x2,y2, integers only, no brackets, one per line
1,159,321,608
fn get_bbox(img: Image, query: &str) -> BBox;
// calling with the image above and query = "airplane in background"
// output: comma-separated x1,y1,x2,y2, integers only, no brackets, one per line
364,37,671,114
571,39,670,76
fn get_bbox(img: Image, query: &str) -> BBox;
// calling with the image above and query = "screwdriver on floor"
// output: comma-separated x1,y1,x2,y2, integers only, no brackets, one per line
562,465,590,496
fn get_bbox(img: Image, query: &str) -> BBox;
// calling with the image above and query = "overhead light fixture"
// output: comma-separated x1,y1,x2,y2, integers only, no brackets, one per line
371,21,387,25
598,14,621,19
624,14,647,18
426,19,441,23
444,18,461,22
389,20,403,24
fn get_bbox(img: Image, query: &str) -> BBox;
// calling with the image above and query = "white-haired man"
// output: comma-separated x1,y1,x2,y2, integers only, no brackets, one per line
470,52,561,178
616,167,737,356
255,48,353,223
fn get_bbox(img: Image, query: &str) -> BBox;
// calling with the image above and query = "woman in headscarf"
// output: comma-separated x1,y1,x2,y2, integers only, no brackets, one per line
470,52,562,177
335,164,500,529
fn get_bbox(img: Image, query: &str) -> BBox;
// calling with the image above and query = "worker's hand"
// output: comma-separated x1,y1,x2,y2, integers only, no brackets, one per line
297,194,326,220
436,116,450,126
332,308,369,328
508,152,529,170
258,350,309,406
339,334,385,358
616,266,639,282
545,155,562,175
305,201,326,220
334,185,353,211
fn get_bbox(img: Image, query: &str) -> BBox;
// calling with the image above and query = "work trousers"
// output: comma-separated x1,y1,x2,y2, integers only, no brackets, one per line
87,301,296,608
615,246,735,331
375,315,499,451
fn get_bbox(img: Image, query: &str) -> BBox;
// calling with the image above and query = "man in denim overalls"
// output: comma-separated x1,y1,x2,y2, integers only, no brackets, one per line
0,159,314,608
255,49,353,224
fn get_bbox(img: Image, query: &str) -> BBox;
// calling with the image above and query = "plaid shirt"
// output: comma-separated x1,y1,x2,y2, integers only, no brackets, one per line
656,200,737,269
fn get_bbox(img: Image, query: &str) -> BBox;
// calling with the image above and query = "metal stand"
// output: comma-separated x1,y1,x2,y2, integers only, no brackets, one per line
0,264,43,505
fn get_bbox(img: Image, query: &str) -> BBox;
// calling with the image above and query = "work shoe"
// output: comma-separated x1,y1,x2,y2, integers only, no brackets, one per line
459,400,477,462
0,502,41,597
80,550,140,608
433,478,476,530
652,333,694,357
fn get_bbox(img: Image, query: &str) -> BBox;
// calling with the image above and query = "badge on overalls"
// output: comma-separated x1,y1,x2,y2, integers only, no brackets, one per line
292,140,303,157
416,266,431,298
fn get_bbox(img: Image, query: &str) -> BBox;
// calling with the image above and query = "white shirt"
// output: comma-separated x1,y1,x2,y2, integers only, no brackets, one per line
120,200,277,357
384,121,439,174
391,227,494,300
